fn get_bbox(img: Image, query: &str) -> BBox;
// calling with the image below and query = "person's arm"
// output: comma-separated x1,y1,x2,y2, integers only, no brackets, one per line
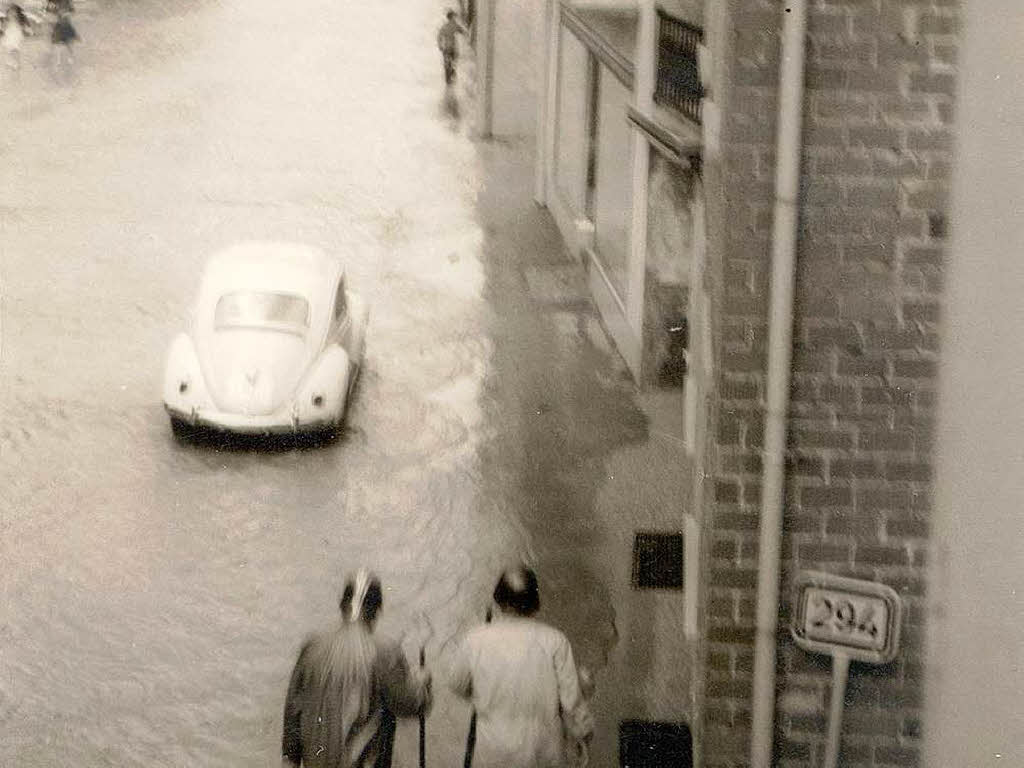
553,634,594,744
281,641,311,767
378,641,431,717
446,636,474,700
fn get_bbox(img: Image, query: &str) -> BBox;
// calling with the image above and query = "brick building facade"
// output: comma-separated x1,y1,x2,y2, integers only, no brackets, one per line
698,1,957,766
479,0,962,762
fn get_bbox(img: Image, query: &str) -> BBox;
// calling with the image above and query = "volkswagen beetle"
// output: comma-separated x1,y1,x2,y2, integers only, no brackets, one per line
163,242,368,438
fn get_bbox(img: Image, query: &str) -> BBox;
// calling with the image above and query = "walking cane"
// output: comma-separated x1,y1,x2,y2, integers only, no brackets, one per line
463,608,491,768
463,710,476,768
419,645,427,768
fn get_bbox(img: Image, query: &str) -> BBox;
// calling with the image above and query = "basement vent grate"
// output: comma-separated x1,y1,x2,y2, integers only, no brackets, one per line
632,531,684,589
619,720,693,768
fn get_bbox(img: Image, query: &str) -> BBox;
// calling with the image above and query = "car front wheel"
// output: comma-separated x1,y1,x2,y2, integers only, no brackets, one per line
169,416,195,441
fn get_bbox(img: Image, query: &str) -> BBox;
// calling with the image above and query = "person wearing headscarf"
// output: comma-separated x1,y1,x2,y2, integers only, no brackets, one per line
282,570,431,768
449,566,595,768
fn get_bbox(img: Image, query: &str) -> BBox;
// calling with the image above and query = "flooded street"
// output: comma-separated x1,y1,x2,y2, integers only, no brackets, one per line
0,0,658,765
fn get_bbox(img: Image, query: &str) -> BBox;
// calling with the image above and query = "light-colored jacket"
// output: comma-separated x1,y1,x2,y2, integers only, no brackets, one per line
449,615,594,768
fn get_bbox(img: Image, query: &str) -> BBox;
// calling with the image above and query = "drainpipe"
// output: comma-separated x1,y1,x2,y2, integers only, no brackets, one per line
750,2,808,767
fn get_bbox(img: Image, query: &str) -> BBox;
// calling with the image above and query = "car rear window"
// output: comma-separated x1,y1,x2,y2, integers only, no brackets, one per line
214,292,310,332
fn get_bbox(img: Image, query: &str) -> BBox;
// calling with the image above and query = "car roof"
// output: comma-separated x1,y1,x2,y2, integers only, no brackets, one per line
198,242,344,301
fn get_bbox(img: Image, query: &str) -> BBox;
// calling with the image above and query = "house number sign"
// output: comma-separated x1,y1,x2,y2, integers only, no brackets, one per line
792,571,902,663
791,571,903,768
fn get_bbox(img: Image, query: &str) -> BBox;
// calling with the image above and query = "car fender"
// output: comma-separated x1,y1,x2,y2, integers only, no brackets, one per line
345,291,369,369
294,344,351,424
163,333,213,413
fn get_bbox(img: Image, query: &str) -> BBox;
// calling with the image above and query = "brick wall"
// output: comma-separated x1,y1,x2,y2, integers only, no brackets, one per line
699,1,957,766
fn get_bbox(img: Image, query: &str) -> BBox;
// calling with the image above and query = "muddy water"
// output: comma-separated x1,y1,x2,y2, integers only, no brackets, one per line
0,0,530,764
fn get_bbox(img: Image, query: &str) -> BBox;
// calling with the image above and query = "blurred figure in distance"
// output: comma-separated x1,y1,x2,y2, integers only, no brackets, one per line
436,8,465,86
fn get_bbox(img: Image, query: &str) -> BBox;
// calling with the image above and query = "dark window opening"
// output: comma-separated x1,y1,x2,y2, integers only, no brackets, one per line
654,10,703,125
620,720,693,768
632,531,684,589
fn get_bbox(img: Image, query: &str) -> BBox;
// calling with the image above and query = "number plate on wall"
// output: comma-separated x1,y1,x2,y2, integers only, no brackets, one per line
792,572,903,663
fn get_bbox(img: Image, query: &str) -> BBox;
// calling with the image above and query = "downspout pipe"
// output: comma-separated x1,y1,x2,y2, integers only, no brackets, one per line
750,2,808,768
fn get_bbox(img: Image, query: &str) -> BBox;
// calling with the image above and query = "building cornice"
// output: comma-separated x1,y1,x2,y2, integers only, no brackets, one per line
559,2,636,89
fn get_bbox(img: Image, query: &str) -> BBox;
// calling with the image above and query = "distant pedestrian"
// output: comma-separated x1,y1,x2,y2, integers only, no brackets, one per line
436,9,465,86
1,4,30,73
282,569,432,768
449,566,595,768
48,0,76,79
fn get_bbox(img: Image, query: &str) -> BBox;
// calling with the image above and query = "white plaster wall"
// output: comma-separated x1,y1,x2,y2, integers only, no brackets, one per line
925,3,1024,766
554,27,591,215
492,0,540,138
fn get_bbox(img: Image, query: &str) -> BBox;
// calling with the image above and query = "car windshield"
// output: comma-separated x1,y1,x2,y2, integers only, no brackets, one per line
214,292,310,333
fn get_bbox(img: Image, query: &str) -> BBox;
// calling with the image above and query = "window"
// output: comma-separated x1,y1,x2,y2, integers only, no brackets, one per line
214,292,309,333
554,27,592,217
592,63,634,301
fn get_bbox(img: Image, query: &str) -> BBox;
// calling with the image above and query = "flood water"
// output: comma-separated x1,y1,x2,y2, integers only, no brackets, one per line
0,0,504,763
0,0,648,764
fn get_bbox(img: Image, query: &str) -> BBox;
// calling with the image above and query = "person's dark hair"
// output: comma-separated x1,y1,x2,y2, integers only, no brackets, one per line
446,9,456,19
493,565,540,616
340,571,383,624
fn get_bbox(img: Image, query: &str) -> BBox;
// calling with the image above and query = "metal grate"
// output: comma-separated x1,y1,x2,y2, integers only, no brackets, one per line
654,8,704,125
620,720,693,768
632,532,684,589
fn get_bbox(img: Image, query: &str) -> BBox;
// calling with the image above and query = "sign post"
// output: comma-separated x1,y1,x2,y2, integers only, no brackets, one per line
791,572,903,768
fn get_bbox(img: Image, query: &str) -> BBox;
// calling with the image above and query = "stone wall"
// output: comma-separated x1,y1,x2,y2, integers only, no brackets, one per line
699,0,957,765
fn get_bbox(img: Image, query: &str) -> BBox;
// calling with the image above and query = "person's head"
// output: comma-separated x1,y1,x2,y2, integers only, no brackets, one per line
446,9,456,20
493,565,540,616
339,569,383,627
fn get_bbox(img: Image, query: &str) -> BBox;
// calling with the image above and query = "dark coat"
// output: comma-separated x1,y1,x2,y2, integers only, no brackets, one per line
282,628,428,768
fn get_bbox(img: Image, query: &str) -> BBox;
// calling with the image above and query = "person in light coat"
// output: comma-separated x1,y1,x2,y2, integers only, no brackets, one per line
449,566,594,768
1,4,30,73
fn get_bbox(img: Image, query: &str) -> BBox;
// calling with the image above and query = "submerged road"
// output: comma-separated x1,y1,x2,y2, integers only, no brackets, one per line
0,0,657,765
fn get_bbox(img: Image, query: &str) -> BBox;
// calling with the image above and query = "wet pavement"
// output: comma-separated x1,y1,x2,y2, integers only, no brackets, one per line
0,0,680,765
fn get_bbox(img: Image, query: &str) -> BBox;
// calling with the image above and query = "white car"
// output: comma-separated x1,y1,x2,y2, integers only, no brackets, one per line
163,242,368,438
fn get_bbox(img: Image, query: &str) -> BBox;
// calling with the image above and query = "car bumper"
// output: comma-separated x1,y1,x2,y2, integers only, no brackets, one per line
165,405,335,435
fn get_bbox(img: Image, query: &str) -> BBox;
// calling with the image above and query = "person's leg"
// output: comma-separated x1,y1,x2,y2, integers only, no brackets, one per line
374,710,397,768
54,43,68,80
443,51,456,84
